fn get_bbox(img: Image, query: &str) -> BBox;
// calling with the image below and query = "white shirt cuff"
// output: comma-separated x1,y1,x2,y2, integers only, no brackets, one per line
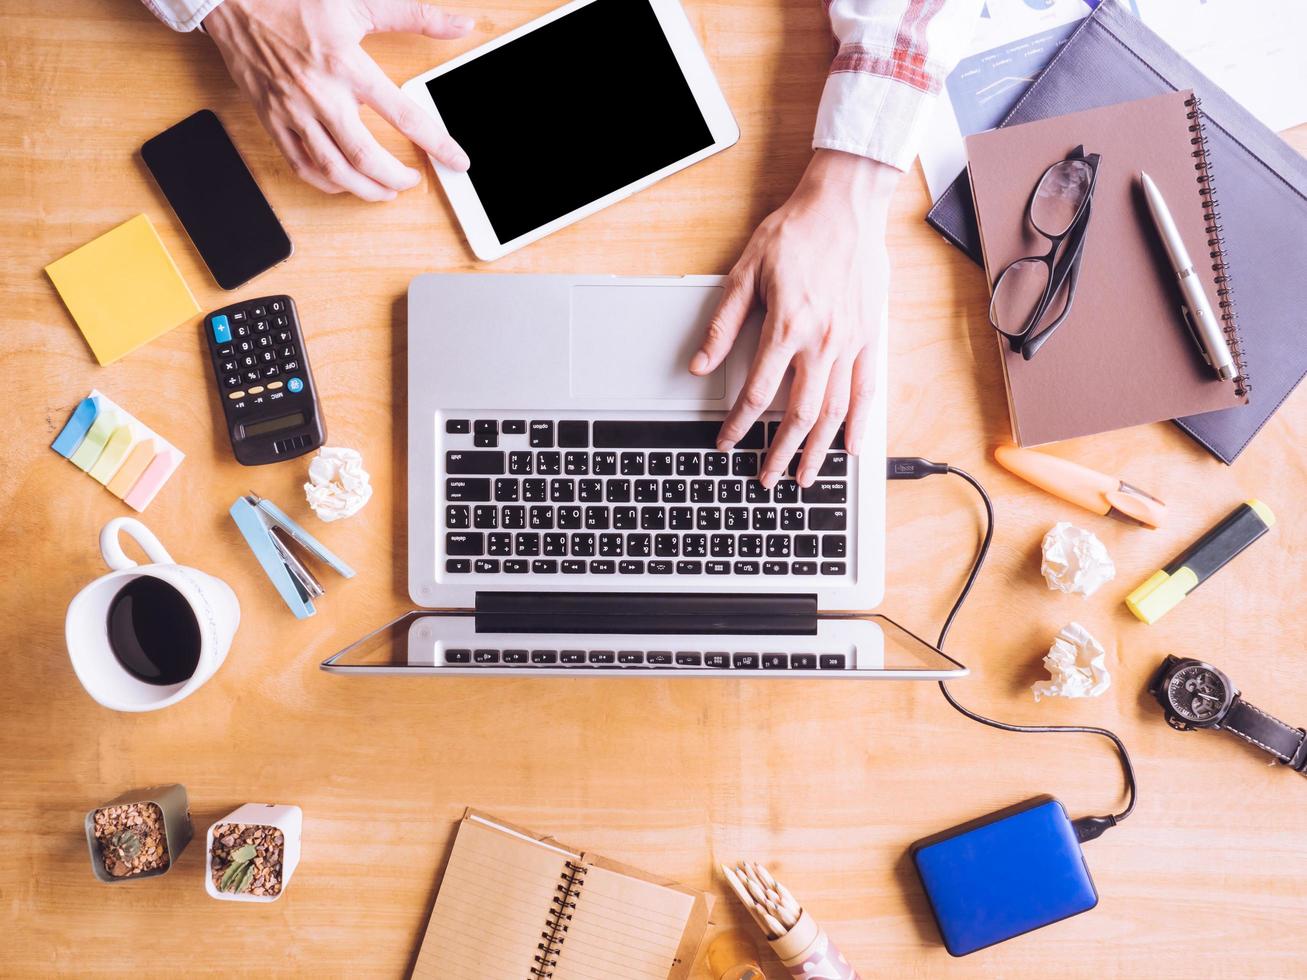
142,0,226,33
812,68,942,172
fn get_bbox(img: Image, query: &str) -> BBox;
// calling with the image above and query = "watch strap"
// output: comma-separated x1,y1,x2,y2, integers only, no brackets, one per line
1222,697,1307,771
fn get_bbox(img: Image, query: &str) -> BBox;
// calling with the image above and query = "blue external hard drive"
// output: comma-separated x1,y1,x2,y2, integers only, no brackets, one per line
911,797,1098,956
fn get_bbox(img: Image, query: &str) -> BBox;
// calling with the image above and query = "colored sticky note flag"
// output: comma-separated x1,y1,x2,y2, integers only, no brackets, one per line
88,425,136,484
69,408,118,471
51,395,99,458
45,214,199,365
105,439,157,499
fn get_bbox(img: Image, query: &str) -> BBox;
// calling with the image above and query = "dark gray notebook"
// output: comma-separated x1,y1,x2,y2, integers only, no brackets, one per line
927,0,1307,464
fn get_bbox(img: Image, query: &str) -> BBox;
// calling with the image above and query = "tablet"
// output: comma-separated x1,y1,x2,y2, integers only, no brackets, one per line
403,0,739,260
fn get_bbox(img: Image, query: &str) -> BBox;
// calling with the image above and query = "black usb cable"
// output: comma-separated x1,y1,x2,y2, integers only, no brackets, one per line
887,457,1137,842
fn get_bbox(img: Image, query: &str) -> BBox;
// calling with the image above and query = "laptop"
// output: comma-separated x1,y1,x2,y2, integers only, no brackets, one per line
320,274,965,679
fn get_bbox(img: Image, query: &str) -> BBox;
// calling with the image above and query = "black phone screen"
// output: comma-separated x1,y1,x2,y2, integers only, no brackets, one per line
142,110,291,290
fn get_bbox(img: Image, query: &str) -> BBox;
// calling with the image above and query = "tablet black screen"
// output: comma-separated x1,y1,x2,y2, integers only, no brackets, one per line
426,0,714,244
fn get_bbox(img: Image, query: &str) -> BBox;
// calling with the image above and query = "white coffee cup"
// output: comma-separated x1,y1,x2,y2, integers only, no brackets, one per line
65,517,240,712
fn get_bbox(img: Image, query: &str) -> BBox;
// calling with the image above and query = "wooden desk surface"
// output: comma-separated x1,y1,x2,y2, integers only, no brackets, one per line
4,2,1305,976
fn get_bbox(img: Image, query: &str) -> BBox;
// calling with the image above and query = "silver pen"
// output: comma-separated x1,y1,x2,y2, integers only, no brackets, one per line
1140,171,1236,380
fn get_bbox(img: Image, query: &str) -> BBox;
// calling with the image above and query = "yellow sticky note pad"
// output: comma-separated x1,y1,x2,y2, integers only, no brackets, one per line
45,214,200,365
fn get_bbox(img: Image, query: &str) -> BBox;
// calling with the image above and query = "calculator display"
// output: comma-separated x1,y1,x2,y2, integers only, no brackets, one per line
242,413,306,438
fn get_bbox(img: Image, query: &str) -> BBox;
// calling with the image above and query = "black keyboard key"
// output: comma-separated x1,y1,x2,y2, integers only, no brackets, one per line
707,560,731,574
543,533,567,556
613,507,638,529
793,561,817,575
532,559,558,574
494,479,519,502
821,562,847,575
531,649,558,663
578,479,603,502
763,561,788,575
474,420,498,447
509,451,533,475
529,506,554,530
669,507,693,530
618,651,645,665
766,535,791,557
594,420,763,449
593,452,618,475
447,478,490,501
620,452,645,475
640,507,666,530
718,481,744,504
550,479,574,503
599,533,623,557
773,480,799,503
634,480,659,502
676,560,703,575
537,452,561,475
733,452,760,476
523,479,546,501
558,420,589,447
606,479,632,503
503,649,529,664
704,452,729,475
676,652,704,666
589,651,615,665
781,508,805,531
474,559,500,573
752,508,778,531
690,480,714,503
529,420,554,447
649,560,673,574
647,651,674,665
446,505,470,528
571,533,595,556
619,560,645,574
502,505,526,529
649,452,674,475
697,508,722,531
515,532,541,555
446,532,483,555
705,653,729,668
564,452,589,475
661,480,687,503
502,419,526,434
802,481,847,504
762,654,788,670
560,650,586,664
584,506,609,530
820,654,848,669
809,508,848,531
746,480,770,503
446,451,504,474
734,561,760,575
473,506,498,529
792,654,817,669
446,559,471,573
733,653,760,669
682,534,706,557
626,534,651,557
487,533,511,556
724,507,749,530
561,559,586,574
795,534,818,557
473,649,499,664
739,534,762,557
556,506,582,529
822,536,847,558
445,648,472,663
675,453,701,476
589,560,615,574
821,453,849,476
655,534,679,557
504,559,528,573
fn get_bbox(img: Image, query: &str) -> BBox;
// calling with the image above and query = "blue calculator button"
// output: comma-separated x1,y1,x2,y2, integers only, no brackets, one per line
287,377,304,393
211,315,232,344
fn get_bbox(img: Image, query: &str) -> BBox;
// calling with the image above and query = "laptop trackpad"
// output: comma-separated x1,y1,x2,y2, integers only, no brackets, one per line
569,285,728,400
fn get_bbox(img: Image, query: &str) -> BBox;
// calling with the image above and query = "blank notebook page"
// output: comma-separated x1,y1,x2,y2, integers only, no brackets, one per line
413,816,574,980
551,864,695,980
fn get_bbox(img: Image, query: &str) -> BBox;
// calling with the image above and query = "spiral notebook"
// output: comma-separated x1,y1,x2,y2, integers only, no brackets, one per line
964,89,1246,446
928,0,1307,462
412,810,710,980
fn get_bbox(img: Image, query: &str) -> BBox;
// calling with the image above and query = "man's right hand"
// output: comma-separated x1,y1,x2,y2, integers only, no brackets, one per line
204,0,474,201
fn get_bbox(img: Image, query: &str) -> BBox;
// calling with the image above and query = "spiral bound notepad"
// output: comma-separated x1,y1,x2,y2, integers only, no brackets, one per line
963,89,1246,447
412,811,709,980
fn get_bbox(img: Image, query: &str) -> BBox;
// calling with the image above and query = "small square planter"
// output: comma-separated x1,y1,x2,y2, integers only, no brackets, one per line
85,784,193,883
205,804,302,902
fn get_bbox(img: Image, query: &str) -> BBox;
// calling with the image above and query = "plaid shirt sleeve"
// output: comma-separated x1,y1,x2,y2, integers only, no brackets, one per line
141,0,225,32
815,0,984,171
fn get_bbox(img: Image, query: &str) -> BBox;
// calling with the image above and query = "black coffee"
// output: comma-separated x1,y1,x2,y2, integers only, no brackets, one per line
106,576,201,685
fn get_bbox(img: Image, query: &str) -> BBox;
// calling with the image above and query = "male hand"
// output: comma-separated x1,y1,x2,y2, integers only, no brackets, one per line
690,149,898,487
204,0,474,201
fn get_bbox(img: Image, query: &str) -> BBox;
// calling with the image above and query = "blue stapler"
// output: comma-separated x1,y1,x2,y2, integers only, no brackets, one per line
229,492,355,619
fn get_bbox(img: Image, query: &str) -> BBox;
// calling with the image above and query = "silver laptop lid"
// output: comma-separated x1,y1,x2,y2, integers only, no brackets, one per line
407,274,887,610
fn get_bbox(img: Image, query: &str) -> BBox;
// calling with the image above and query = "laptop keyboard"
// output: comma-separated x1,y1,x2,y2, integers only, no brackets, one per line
440,415,852,579
443,648,850,670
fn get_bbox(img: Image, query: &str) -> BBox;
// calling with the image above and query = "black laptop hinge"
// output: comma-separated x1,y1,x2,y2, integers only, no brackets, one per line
474,592,818,636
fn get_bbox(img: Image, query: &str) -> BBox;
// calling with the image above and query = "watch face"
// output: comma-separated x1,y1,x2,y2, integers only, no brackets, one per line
1166,663,1230,725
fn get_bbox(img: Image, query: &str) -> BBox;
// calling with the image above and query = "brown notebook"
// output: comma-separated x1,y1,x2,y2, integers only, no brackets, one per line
411,810,711,980
966,89,1247,446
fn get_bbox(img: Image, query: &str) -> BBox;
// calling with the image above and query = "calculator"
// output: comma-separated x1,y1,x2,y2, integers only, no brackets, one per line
203,295,326,465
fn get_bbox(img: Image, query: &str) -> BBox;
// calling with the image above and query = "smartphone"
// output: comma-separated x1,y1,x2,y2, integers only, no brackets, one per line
142,110,292,290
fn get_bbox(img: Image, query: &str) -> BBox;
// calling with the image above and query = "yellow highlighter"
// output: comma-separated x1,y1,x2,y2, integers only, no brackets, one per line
994,445,1167,528
1127,500,1275,624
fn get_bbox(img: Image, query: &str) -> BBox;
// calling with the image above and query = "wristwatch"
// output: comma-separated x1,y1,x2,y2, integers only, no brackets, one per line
1148,656,1307,774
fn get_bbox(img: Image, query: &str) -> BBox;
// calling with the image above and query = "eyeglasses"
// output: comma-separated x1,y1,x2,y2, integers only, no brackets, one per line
989,146,1101,360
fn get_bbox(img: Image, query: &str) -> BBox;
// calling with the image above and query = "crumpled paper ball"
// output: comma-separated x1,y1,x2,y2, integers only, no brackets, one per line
1041,522,1115,597
1032,622,1111,701
304,447,372,522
